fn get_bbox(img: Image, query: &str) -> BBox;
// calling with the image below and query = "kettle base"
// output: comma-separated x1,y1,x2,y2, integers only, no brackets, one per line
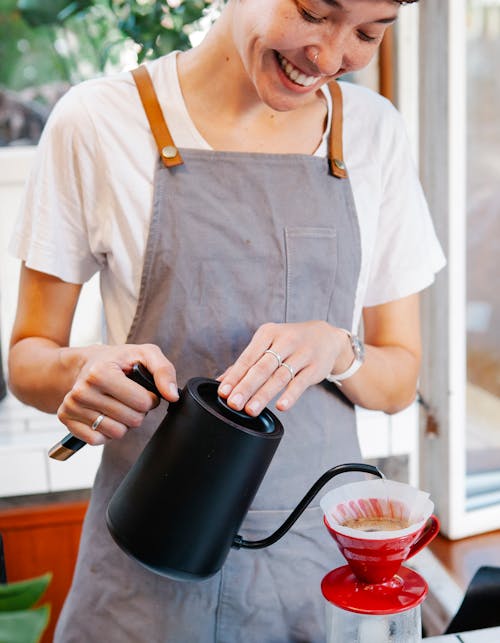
105,510,216,583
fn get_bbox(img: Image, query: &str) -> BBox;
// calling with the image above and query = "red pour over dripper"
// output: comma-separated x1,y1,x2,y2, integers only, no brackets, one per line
320,479,440,616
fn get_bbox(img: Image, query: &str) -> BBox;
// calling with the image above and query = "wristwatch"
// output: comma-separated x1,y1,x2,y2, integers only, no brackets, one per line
326,329,365,386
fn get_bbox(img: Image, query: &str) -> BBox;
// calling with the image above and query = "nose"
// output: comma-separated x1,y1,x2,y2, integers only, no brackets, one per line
308,28,351,77
305,46,320,68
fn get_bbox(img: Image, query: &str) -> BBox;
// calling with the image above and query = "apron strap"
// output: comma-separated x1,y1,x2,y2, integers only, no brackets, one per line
131,65,184,168
131,64,345,176
327,81,347,179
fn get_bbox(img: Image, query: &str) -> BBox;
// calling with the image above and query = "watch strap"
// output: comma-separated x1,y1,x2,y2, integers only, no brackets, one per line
326,329,364,387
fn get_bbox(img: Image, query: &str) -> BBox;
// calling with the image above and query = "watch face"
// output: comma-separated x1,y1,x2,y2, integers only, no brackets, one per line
352,336,365,362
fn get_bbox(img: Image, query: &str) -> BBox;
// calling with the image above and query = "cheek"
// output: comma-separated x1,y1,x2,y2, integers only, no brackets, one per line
343,42,381,73
233,5,303,57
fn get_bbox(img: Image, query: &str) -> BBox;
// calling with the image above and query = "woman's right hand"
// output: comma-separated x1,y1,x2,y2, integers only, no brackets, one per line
56,343,179,446
9,266,177,444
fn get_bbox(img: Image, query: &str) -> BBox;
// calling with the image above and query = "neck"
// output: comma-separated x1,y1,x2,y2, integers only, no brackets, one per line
178,9,271,122
175,5,327,153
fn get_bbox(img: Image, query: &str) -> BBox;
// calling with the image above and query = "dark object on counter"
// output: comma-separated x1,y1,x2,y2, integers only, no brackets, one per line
0,534,6,583
106,365,384,582
445,565,500,634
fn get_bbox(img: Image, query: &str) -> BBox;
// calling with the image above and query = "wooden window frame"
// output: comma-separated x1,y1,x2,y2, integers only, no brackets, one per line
416,0,500,538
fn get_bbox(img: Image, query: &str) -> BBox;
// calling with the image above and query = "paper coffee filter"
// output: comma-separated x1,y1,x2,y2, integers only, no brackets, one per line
320,479,434,540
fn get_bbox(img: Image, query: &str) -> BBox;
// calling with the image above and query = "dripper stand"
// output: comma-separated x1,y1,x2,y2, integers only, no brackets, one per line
320,479,440,643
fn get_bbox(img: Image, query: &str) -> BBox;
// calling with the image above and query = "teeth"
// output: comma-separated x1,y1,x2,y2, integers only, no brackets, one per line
278,53,317,87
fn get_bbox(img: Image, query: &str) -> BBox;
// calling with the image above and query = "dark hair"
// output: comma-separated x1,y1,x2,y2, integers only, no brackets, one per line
394,1,419,3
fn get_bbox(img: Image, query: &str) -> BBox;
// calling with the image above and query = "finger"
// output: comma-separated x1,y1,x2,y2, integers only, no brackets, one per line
64,378,150,424
223,346,293,411
250,363,316,415
60,386,150,439
58,417,109,447
135,345,179,402
217,324,278,395
274,367,315,412
240,357,305,416
219,349,283,405
215,366,231,383
86,413,129,440
82,361,160,413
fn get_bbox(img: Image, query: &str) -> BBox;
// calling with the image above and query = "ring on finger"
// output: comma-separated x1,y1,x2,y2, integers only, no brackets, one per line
264,348,282,368
280,362,295,382
91,414,105,431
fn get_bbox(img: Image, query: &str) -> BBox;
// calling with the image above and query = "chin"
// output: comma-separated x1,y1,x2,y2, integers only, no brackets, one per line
258,86,314,113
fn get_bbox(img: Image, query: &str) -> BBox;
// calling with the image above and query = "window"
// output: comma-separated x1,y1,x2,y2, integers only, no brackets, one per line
418,0,500,538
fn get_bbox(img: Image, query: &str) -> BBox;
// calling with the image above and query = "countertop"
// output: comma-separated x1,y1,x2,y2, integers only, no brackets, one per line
426,626,500,641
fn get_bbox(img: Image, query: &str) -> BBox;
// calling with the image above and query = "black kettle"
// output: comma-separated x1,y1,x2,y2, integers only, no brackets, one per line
104,364,383,582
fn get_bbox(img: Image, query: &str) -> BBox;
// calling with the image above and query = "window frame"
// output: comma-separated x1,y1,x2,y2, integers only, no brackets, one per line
415,0,500,538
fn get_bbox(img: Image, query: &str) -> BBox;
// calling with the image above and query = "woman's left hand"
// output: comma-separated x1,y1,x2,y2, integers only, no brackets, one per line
217,321,349,416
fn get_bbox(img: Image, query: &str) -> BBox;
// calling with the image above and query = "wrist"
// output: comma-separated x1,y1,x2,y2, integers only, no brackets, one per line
58,345,92,386
326,329,365,386
330,328,354,374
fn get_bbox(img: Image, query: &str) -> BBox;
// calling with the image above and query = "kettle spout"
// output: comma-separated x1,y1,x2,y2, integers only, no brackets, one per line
232,463,384,550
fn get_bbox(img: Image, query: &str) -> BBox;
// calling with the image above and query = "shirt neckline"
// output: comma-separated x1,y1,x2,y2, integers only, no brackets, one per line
165,51,331,157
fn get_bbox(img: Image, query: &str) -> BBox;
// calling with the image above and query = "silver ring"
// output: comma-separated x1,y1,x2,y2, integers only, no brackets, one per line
264,349,282,368
91,414,105,431
280,362,295,381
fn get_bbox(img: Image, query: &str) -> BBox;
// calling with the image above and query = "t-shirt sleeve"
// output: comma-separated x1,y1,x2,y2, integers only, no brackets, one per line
9,84,106,284
363,105,446,307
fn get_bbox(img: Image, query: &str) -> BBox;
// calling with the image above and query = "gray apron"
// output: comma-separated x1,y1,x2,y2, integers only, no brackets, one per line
55,67,363,643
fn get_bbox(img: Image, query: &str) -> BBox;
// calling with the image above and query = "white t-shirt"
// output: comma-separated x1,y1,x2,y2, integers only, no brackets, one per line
10,52,445,345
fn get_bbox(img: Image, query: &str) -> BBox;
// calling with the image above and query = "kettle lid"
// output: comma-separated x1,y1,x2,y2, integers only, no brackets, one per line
187,378,283,437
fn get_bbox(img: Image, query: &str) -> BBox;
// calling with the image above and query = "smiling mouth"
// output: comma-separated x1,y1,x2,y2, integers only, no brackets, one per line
276,52,318,87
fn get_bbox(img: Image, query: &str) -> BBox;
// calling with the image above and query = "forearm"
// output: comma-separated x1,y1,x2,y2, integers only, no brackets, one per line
8,337,88,413
331,341,420,414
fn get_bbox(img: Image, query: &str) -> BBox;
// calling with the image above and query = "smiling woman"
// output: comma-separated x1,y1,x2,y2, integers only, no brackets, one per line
6,0,445,641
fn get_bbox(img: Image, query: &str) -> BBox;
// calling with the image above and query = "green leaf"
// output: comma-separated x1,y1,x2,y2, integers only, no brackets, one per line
155,28,189,55
175,1,207,26
17,0,93,27
0,574,51,612
0,605,50,643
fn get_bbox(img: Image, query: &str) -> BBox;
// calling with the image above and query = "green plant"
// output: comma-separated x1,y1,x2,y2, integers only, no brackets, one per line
17,0,93,26
109,0,214,61
1,0,219,144
0,574,51,643
17,0,216,65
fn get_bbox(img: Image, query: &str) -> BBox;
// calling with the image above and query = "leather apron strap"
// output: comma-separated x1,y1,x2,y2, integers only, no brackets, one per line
131,65,184,168
327,81,348,179
131,65,346,178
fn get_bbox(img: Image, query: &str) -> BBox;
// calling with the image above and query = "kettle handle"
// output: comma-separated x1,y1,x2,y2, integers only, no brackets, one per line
48,363,163,461
232,463,384,550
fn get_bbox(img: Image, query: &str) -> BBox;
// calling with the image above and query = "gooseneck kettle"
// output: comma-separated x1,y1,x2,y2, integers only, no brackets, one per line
104,365,384,581
50,364,383,581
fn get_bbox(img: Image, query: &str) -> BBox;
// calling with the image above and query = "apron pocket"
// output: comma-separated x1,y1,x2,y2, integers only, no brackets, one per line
284,226,337,323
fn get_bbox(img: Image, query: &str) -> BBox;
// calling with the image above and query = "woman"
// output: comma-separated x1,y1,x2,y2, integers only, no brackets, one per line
8,0,444,640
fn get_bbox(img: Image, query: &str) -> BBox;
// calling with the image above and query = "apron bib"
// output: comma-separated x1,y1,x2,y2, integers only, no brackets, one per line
55,67,363,643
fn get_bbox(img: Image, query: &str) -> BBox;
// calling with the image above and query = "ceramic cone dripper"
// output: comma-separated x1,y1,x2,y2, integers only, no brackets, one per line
320,479,434,540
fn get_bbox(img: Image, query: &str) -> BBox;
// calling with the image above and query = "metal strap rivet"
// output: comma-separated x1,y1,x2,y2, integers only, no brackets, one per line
161,145,178,159
333,158,345,170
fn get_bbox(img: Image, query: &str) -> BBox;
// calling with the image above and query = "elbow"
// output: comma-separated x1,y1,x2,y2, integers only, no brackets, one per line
383,388,418,415
7,354,30,407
